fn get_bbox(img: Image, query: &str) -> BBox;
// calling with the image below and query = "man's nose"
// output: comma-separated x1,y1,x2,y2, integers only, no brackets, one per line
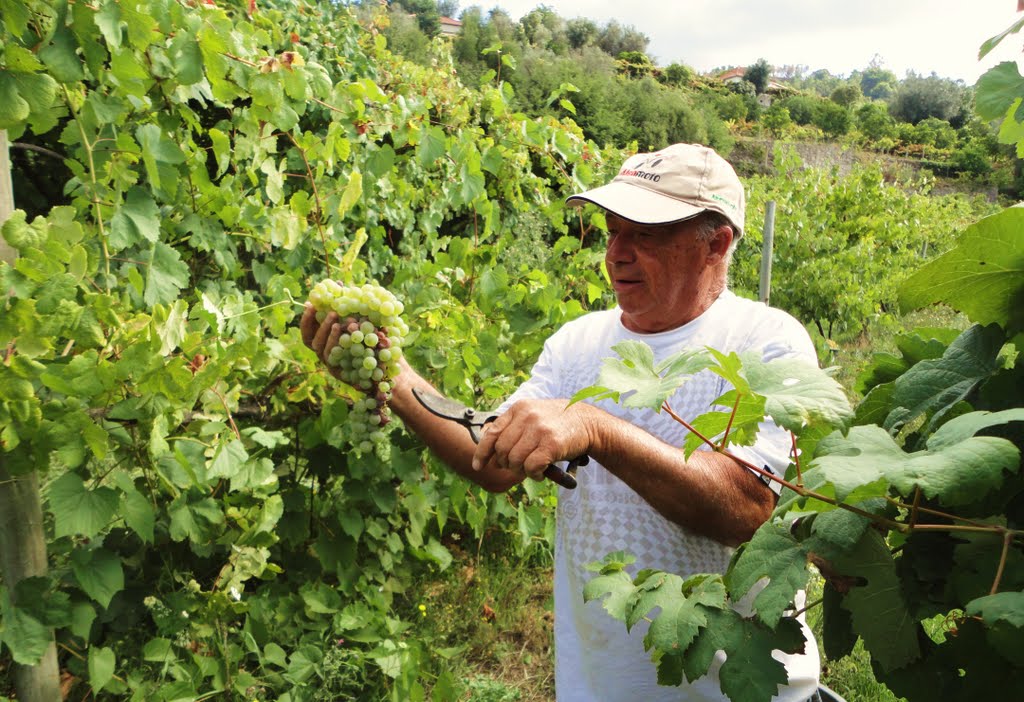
605,232,635,263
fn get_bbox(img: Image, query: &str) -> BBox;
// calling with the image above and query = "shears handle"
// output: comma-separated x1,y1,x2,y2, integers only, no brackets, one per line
544,454,588,489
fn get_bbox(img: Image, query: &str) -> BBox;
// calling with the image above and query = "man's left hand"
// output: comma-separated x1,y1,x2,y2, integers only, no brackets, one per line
472,399,595,482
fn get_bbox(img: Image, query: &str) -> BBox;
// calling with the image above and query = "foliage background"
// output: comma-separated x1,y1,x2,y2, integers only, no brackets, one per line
0,1,1018,701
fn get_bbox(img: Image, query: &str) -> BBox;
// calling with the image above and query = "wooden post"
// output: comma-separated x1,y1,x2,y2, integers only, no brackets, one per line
759,200,776,304
0,129,62,702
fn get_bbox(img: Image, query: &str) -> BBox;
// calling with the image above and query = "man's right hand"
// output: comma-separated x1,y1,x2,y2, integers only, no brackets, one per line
300,303,343,380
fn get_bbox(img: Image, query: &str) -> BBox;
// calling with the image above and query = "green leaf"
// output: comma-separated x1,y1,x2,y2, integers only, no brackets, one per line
728,522,809,627
979,17,1024,59
417,126,446,166
631,572,725,655
884,324,1004,438
0,73,30,128
337,169,363,219
0,586,51,665
118,480,155,543
812,425,1018,507
110,187,161,249
168,494,224,544
680,608,803,699
48,472,120,538
965,591,1024,627
39,22,86,84
88,646,116,693
70,548,124,609
975,62,1024,121
207,439,249,482
582,569,635,623
899,207,1024,334
741,354,853,434
94,1,123,48
136,123,185,189
172,34,204,85
144,241,190,306
830,528,919,672
591,342,710,411
926,409,1024,450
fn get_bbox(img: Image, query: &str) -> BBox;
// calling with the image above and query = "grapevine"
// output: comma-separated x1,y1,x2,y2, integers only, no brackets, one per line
308,279,409,452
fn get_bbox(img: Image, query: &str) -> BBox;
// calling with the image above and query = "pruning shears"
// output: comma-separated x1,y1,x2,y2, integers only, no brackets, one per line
412,388,587,489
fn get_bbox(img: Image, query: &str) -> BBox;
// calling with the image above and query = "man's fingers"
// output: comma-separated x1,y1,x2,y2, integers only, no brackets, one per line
299,305,318,347
310,311,338,358
473,421,501,472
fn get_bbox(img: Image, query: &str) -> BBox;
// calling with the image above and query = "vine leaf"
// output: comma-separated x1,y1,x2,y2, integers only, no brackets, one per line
70,548,124,609
926,408,1024,450
569,342,710,411
727,522,810,628
143,241,189,306
812,425,1019,508
965,592,1024,665
829,529,919,672
979,18,1024,60
88,646,116,693
48,472,119,539
883,324,1004,443
0,586,51,665
975,61,1024,122
631,571,725,649
582,551,638,622
899,206,1024,335
682,608,805,702
739,353,852,434
109,187,161,249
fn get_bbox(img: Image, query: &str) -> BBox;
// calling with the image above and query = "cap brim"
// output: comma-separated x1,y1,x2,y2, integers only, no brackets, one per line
566,181,705,226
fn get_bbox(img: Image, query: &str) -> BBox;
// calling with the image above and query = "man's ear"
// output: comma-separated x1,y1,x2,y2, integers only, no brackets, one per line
707,225,734,261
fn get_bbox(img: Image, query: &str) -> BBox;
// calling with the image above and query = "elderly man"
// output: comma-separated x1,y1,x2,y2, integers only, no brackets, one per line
302,143,822,701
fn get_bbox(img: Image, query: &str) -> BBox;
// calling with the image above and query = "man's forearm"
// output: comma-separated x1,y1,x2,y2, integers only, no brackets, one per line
581,404,775,546
389,362,522,493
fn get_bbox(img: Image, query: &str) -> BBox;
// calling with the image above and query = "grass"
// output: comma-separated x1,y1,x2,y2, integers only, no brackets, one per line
403,529,557,702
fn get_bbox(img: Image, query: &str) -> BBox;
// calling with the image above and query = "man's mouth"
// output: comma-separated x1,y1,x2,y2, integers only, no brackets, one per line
612,277,644,292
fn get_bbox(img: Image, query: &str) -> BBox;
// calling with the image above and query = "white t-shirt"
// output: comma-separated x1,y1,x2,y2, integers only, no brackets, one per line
502,290,821,702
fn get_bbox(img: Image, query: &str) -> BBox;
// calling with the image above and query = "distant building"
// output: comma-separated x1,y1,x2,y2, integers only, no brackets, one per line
439,16,461,37
716,67,748,84
713,66,796,105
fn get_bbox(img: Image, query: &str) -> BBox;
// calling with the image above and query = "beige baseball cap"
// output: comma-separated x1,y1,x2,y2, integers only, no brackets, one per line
566,143,746,236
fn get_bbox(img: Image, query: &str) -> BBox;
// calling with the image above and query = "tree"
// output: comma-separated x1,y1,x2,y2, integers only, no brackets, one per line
744,58,771,94
912,116,958,150
520,6,567,53
778,95,821,126
762,104,792,138
856,101,896,141
889,73,969,125
710,91,751,122
830,83,862,108
814,101,851,137
798,68,843,97
596,20,648,57
859,65,898,100
565,17,598,49
661,62,695,88
393,0,440,35
436,0,459,17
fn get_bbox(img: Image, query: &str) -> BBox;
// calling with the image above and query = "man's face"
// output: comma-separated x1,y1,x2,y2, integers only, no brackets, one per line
604,213,727,333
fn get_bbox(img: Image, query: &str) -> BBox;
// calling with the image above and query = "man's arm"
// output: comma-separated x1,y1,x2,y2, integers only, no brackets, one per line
474,398,774,546
299,305,524,493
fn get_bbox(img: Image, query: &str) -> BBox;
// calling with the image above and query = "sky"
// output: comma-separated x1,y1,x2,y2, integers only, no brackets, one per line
470,1,1024,84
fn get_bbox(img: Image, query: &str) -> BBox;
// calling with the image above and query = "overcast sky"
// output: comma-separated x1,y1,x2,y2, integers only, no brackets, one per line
471,1,1024,84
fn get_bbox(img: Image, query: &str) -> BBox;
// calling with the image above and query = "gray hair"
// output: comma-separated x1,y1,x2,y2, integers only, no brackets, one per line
693,211,739,265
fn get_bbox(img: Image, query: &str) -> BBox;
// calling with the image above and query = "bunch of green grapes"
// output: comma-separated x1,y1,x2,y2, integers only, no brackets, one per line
308,280,409,453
